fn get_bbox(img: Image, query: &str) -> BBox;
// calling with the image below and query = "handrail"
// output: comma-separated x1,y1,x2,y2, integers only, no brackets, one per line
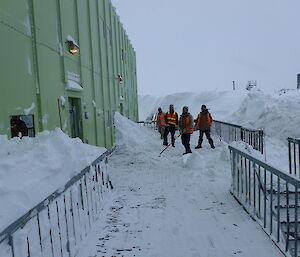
229,145,300,256
0,147,116,256
288,137,300,177
213,119,242,129
212,120,264,154
288,137,300,144
229,146,300,187
0,147,115,243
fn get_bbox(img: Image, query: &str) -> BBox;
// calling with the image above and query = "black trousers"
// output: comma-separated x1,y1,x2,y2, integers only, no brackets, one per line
199,129,214,146
164,125,176,144
181,133,192,153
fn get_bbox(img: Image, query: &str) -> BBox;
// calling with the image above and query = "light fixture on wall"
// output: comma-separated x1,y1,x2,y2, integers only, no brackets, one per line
117,74,123,84
66,35,79,54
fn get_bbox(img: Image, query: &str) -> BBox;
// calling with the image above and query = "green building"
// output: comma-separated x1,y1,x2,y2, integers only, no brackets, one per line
0,0,138,148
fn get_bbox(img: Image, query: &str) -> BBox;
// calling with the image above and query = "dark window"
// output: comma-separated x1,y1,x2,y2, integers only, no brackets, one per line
10,115,35,138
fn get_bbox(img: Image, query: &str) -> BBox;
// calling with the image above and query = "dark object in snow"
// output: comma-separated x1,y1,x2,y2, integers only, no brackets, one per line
246,80,257,91
10,116,29,138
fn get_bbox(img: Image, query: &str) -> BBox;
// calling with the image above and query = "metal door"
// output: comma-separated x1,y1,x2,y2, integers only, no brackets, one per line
69,98,83,139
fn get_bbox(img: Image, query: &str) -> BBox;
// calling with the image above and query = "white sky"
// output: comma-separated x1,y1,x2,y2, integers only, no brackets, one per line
111,0,300,95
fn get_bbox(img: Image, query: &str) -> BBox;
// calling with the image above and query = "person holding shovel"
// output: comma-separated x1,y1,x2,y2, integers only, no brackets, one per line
178,106,194,155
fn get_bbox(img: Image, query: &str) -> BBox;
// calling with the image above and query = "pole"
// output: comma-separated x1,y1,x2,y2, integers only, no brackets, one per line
232,81,235,90
57,98,63,131
159,134,181,156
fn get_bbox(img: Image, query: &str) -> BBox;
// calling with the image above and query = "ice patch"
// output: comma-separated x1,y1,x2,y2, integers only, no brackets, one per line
42,114,49,125
59,96,66,106
26,57,32,76
24,102,35,115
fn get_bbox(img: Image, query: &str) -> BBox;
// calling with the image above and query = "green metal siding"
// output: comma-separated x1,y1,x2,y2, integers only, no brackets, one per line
0,0,138,148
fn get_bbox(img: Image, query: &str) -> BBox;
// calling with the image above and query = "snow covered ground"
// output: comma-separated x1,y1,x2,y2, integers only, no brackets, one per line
139,89,300,172
0,129,106,232
77,114,282,257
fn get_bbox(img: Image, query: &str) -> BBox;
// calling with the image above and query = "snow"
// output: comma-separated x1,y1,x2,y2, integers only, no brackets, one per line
66,80,83,92
59,96,66,106
66,35,79,47
0,129,106,232
26,56,32,76
24,102,35,115
42,114,49,125
139,89,300,172
77,113,282,256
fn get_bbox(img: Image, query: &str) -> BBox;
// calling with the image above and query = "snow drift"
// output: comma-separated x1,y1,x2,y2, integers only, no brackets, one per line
139,89,300,142
0,129,106,231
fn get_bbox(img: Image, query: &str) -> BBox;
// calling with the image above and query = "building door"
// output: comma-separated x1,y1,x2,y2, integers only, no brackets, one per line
69,97,83,139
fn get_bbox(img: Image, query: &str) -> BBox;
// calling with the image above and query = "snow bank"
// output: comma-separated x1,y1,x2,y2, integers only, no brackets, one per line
115,112,160,154
229,90,300,140
139,89,300,142
0,129,106,231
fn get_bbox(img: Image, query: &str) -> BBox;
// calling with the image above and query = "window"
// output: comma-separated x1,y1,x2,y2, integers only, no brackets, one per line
10,114,35,138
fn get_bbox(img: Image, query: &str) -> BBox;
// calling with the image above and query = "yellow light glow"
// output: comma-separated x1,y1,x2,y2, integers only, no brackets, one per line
70,48,78,54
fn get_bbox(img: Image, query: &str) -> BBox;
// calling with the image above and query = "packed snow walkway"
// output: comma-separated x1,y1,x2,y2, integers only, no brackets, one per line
78,116,282,257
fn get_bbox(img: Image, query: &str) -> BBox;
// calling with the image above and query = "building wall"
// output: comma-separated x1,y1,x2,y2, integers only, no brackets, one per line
0,0,138,148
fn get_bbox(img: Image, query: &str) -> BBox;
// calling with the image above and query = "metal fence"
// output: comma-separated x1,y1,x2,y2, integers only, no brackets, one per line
211,120,242,143
229,145,300,257
211,120,264,154
288,137,300,177
241,128,264,154
0,148,115,257
137,120,157,130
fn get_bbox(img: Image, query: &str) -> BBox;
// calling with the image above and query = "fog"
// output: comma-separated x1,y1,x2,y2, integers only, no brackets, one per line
112,0,300,95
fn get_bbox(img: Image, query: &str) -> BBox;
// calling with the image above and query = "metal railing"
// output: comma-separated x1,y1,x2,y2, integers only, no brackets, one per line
230,145,300,257
212,120,264,154
241,128,264,154
137,120,157,130
211,120,242,143
288,137,300,177
0,148,115,257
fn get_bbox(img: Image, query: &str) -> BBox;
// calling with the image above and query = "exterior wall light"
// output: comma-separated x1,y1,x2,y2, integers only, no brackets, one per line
117,74,123,84
66,35,79,54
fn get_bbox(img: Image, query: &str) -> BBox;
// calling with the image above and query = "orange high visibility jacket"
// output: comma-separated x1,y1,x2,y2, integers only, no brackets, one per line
166,112,177,125
157,112,166,126
196,112,213,130
180,115,194,134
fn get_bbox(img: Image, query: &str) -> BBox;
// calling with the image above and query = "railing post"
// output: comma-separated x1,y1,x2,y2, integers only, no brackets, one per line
288,139,292,175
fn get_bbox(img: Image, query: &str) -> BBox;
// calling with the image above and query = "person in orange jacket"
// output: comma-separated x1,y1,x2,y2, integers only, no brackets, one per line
179,106,194,154
195,105,215,149
156,107,166,139
163,104,178,147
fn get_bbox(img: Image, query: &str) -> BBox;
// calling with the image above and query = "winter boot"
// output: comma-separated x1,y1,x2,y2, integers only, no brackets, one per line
163,140,168,146
209,138,215,149
186,147,192,154
195,138,203,149
171,138,175,147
